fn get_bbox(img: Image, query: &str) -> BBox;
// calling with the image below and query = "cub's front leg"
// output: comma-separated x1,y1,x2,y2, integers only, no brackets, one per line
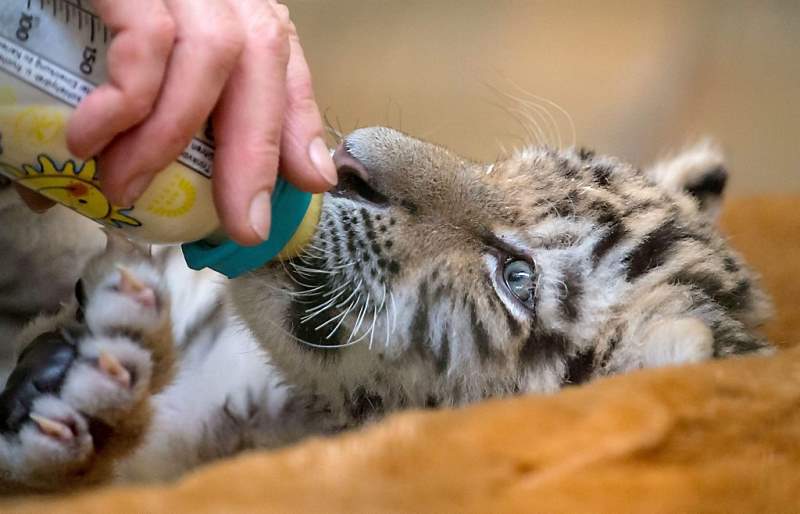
0,245,175,493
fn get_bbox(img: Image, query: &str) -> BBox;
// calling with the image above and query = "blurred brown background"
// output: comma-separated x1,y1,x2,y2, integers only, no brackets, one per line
289,0,799,194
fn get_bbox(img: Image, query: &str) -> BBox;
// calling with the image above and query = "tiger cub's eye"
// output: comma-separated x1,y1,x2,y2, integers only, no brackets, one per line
502,260,536,304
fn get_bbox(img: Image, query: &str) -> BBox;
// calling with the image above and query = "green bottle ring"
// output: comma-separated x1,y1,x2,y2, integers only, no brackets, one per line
181,177,311,278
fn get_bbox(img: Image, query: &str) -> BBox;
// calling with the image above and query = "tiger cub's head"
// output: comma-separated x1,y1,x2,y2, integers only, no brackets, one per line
233,127,770,421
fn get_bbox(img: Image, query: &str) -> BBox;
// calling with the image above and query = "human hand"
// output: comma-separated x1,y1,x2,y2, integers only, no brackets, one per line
19,0,336,246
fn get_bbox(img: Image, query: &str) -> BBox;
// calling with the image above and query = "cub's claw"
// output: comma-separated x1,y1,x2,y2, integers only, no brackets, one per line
116,265,156,308
98,351,131,389
29,414,75,442
0,246,175,490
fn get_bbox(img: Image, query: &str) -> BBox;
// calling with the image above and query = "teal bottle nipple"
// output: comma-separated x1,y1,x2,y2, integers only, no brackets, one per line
181,177,312,278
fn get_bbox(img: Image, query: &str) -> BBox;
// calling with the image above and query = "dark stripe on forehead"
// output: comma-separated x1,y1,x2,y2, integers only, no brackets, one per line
625,219,688,281
557,157,580,179
578,147,595,160
592,165,613,187
671,271,752,313
592,221,627,266
519,329,569,366
559,268,583,322
592,200,619,225
552,190,580,217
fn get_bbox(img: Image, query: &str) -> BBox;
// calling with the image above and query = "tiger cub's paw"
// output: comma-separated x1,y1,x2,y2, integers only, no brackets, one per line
0,262,172,491
641,317,714,368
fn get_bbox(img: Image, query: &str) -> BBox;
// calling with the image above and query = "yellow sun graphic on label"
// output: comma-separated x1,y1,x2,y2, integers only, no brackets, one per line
14,107,64,145
0,86,17,105
145,174,196,217
12,155,141,228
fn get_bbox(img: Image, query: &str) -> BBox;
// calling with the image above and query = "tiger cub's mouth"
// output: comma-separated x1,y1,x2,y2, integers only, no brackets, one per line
282,145,400,350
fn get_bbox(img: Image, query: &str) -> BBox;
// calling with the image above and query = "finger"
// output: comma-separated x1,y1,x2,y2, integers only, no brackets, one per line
212,0,291,245
14,184,55,212
97,0,244,206
67,0,175,160
277,8,337,192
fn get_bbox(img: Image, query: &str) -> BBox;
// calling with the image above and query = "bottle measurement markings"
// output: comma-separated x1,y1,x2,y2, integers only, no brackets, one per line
2,0,214,177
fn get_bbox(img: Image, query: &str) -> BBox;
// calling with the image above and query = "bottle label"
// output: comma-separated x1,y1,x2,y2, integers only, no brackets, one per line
0,32,214,178
0,0,220,243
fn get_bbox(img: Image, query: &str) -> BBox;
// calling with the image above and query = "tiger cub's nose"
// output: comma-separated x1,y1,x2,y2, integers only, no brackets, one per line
331,135,389,206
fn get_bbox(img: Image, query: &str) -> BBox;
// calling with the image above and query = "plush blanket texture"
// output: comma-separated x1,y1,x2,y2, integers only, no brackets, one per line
4,195,799,513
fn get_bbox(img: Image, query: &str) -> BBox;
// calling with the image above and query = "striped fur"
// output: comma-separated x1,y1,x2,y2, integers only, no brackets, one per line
235,129,772,418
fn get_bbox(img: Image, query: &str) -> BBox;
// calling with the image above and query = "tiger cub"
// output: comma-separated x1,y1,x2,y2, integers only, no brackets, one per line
0,129,771,491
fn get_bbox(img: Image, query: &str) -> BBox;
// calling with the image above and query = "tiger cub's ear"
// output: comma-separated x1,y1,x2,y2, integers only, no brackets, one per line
646,140,728,222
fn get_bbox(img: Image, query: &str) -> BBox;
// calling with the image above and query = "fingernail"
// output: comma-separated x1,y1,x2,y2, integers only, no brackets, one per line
308,137,338,187
121,175,151,207
249,190,272,241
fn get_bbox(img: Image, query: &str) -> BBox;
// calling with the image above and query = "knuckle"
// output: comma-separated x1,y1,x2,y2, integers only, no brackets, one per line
143,14,177,54
258,29,290,61
193,11,245,60
141,115,191,155
123,95,155,123
273,3,291,24
156,121,192,151
284,18,299,42
250,10,289,53
202,28,246,64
